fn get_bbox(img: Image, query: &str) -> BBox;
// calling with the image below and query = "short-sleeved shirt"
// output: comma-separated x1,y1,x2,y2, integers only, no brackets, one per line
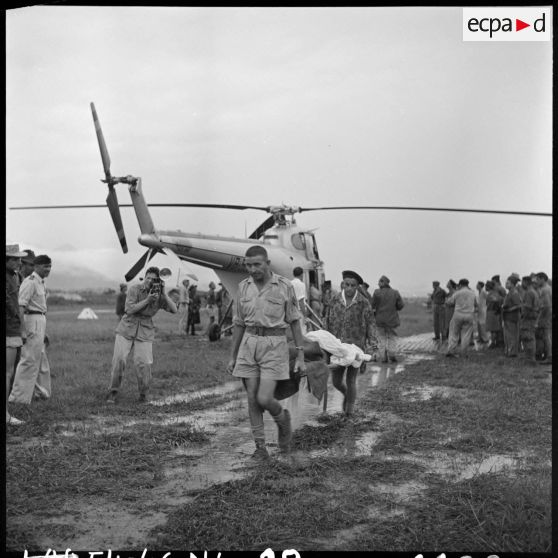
18,271,48,313
233,273,302,329
115,282,171,342
291,277,307,305
446,287,477,315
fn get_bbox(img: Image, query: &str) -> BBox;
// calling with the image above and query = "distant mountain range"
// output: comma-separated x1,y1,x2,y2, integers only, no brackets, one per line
46,263,119,291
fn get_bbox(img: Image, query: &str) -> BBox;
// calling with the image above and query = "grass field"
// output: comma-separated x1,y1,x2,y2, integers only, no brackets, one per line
5,298,551,553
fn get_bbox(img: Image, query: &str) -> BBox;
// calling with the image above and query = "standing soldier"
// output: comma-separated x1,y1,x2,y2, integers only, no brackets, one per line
430,281,447,341
501,275,522,357
444,279,457,341
9,254,53,404
372,275,405,363
106,266,177,403
519,276,539,363
445,279,478,358
226,246,306,459
325,270,374,415
6,244,27,425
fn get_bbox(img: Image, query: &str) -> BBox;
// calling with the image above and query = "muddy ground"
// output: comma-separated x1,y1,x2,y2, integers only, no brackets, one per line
6,333,552,552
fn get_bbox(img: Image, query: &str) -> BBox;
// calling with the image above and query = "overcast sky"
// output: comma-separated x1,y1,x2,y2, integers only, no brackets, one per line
6,6,552,294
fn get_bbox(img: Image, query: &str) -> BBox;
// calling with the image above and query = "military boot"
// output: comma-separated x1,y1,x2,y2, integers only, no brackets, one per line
251,440,270,461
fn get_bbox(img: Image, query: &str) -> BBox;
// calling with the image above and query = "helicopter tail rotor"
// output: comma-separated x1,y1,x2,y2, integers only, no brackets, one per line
91,102,128,253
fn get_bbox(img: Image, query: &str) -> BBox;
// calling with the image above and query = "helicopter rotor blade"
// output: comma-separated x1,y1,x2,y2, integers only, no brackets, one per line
90,102,112,183
10,203,271,211
124,248,161,282
249,215,276,239
106,187,128,253
297,205,551,218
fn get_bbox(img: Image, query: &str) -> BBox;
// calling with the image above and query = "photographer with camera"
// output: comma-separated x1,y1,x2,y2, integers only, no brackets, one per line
106,266,177,404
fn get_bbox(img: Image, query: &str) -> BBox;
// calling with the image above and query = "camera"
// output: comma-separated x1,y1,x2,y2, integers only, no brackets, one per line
150,277,163,295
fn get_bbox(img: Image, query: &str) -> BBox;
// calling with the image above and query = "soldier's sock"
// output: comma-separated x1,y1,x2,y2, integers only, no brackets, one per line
271,408,285,423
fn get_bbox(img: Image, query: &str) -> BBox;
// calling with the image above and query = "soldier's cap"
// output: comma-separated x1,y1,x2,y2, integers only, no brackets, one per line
491,275,500,282
6,244,27,258
432,281,440,286
342,270,364,285
458,278,469,287
379,275,390,284
510,272,521,281
34,254,52,265
22,249,36,263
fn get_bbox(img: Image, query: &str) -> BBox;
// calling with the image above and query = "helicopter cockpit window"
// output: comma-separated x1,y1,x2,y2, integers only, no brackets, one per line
291,233,306,251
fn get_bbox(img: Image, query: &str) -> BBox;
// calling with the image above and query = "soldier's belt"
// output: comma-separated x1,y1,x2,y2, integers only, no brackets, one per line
245,326,286,337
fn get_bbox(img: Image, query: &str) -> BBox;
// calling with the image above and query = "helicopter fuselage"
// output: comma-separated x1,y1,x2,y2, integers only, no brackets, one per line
138,223,325,298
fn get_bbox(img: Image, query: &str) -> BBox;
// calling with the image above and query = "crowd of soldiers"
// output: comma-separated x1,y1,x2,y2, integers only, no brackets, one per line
430,273,552,363
6,239,551,454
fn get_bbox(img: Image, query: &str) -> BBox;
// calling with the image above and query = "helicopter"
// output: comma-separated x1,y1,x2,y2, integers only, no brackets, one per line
11,103,551,313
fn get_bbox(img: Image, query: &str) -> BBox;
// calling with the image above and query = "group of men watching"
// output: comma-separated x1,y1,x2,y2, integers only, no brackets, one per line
6,245,52,425
7,240,550,463
430,273,552,362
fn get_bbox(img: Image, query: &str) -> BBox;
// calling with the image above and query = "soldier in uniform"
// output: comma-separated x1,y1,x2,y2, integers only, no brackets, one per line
106,266,177,403
226,245,306,459
372,275,405,363
501,275,522,357
9,254,53,404
519,275,539,363
6,244,27,425
325,270,374,416
430,281,447,340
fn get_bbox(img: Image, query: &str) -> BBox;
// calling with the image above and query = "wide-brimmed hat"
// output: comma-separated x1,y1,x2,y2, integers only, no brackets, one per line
22,249,36,263
6,244,27,258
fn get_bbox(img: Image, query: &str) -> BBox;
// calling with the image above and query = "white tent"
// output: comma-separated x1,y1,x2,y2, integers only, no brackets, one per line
77,308,98,320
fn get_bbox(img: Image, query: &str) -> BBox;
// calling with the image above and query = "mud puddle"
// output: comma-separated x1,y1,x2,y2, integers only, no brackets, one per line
19,349,437,549
389,449,532,481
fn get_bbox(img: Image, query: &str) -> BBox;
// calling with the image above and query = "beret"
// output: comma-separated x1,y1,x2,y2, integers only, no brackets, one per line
342,270,364,285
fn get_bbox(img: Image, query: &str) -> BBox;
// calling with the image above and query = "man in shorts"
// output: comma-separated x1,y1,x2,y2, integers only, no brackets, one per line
226,246,306,459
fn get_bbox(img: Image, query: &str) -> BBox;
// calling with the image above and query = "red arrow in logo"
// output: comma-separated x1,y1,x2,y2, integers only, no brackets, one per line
516,19,530,31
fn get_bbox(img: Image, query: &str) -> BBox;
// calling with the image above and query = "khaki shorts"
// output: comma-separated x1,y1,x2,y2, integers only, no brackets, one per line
6,336,23,348
233,334,289,380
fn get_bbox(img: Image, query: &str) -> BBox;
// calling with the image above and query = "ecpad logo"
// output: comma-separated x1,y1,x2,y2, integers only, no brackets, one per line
463,8,551,42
